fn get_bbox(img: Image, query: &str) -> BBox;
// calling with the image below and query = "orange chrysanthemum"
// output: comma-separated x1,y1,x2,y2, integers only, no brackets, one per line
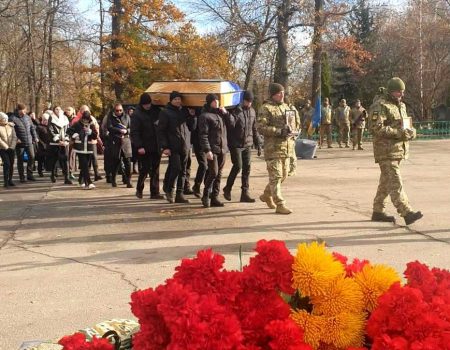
291,309,326,349
353,264,401,312
311,276,365,316
320,312,366,349
292,242,345,297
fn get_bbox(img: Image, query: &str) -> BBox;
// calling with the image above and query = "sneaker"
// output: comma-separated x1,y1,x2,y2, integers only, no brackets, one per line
404,211,423,225
88,183,96,190
69,173,76,180
64,179,73,185
94,175,103,181
79,183,86,189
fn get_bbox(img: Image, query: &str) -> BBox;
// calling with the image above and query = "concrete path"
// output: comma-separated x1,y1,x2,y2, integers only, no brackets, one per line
1,140,449,349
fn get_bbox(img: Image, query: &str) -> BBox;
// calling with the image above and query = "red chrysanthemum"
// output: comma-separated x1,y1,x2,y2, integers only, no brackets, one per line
58,333,113,350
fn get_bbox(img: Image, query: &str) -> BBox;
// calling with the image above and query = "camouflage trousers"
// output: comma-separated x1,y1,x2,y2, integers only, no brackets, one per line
263,157,290,205
352,128,363,148
319,124,332,147
373,159,412,216
338,123,350,146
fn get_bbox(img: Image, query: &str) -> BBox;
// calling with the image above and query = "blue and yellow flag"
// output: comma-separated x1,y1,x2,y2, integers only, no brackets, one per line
308,95,322,136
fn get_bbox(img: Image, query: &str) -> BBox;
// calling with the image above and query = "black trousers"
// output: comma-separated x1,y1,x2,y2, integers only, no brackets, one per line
16,145,35,179
112,154,131,184
0,149,15,185
163,152,189,194
204,152,226,198
193,143,207,186
136,152,161,195
185,148,192,189
90,145,100,177
78,153,92,185
48,145,69,179
225,147,252,191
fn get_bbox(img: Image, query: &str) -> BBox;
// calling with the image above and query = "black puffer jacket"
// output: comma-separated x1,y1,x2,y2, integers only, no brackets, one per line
157,104,195,154
228,105,260,149
130,105,161,154
198,106,235,154
9,114,37,147
67,120,98,154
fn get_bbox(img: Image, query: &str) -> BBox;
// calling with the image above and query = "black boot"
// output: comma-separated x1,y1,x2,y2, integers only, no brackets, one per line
150,193,165,200
210,196,224,207
111,176,117,187
201,193,210,208
106,175,112,184
165,191,174,203
192,183,201,198
135,191,143,199
175,192,190,203
50,173,56,183
240,190,256,203
223,186,232,201
371,212,396,223
126,181,133,188
8,180,15,186
183,186,194,195
404,211,423,225
64,177,73,185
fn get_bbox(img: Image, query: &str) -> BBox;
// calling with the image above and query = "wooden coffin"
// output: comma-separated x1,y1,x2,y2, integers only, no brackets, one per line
145,80,244,108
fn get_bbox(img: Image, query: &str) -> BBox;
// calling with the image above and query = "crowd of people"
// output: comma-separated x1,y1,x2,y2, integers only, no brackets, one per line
0,77,424,223
0,90,263,210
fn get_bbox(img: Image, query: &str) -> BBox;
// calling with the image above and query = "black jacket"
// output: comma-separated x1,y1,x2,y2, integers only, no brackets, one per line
130,105,161,154
198,106,235,154
67,121,98,154
228,105,260,149
9,114,37,147
157,104,195,154
106,112,132,158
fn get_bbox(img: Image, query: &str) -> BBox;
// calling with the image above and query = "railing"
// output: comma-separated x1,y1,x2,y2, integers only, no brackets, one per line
308,121,450,142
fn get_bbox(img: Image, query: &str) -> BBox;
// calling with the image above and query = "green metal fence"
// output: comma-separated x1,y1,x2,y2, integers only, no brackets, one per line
309,121,450,142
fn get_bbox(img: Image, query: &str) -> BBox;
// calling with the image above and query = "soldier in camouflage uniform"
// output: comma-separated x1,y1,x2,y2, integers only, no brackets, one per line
258,83,300,214
350,99,367,150
334,98,351,148
319,97,333,148
300,99,314,139
370,77,423,225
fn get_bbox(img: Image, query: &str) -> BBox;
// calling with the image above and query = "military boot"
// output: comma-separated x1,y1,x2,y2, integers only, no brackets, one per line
404,211,423,225
276,204,293,215
223,186,232,201
259,194,276,209
175,192,190,204
240,190,256,203
192,183,201,198
165,191,174,204
210,196,224,207
371,212,396,223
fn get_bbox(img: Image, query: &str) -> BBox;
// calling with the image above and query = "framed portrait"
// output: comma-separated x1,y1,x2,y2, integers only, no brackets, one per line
402,117,412,130
285,109,298,133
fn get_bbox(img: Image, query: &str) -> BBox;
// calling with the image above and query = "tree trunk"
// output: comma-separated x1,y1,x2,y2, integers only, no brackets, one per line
111,0,124,101
274,0,290,89
244,42,262,90
99,0,107,115
311,0,324,105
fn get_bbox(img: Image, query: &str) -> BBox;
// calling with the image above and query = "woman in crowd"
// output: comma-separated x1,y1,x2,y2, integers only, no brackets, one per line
67,111,97,189
0,112,17,188
35,113,53,177
48,109,72,184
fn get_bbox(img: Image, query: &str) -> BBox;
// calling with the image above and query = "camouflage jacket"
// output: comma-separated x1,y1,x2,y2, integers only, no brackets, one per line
334,106,351,125
321,106,333,125
258,100,300,160
370,95,411,163
350,107,367,129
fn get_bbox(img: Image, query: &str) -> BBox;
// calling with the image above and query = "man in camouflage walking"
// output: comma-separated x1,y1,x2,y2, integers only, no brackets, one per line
258,83,300,215
370,77,423,225
350,99,367,150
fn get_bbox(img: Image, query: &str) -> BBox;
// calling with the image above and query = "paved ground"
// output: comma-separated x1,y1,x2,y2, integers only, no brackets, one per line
1,140,449,349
